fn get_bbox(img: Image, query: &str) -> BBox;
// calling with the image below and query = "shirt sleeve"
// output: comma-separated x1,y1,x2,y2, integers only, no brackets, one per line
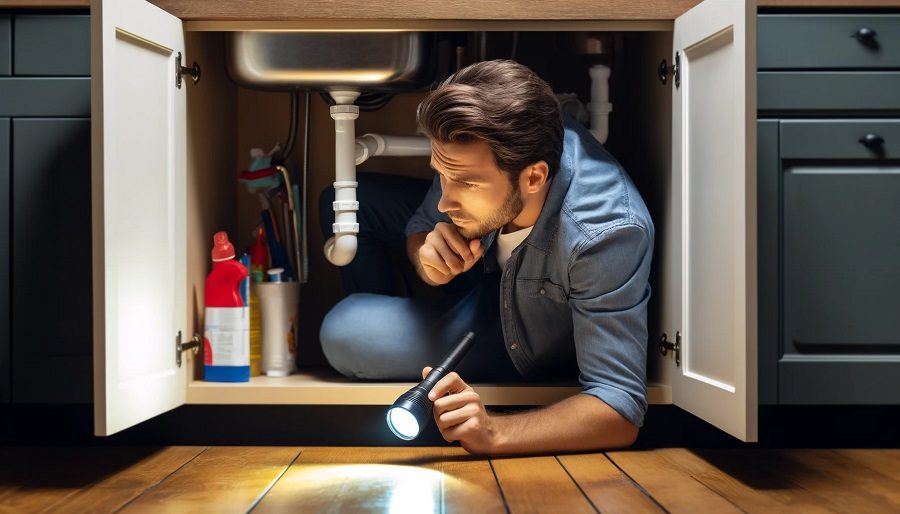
567,222,653,428
404,174,451,237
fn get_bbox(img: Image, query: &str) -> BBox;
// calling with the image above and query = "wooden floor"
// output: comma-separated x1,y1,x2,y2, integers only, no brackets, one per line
1,447,899,513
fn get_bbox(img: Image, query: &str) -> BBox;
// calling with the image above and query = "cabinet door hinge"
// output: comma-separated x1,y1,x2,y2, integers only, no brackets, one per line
659,331,681,367
176,52,201,89
657,51,680,88
176,330,202,367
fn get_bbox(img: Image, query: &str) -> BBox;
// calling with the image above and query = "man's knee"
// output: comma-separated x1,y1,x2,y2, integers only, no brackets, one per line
319,297,359,377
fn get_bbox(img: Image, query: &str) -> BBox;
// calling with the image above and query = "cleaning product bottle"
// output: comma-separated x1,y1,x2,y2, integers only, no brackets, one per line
203,231,250,382
248,284,262,376
248,228,267,376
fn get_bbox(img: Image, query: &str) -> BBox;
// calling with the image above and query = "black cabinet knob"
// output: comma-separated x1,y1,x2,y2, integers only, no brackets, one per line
859,133,885,147
852,27,879,50
859,133,886,158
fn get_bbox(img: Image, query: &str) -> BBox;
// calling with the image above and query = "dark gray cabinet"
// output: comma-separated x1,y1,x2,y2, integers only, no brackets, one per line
758,14,900,406
1,117,9,404
1,13,91,404
1,15,9,76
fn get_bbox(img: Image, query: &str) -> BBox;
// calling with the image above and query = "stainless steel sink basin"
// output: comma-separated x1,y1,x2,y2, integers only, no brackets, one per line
226,32,435,91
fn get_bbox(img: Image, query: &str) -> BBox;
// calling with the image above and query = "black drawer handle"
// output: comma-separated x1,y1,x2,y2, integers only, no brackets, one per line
852,27,879,50
859,133,886,157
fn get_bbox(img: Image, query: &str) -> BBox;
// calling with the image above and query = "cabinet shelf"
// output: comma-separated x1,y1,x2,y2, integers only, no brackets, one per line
186,368,672,406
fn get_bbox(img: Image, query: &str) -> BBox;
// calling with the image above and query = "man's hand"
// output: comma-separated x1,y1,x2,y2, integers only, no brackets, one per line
424,366,498,455
414,223,484,286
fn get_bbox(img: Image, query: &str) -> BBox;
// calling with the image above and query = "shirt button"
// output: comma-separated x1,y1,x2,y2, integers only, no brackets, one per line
539,288,546,295
510,343,518,350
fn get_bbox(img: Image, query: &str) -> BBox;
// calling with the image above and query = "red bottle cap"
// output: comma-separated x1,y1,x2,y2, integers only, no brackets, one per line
211,231,235,262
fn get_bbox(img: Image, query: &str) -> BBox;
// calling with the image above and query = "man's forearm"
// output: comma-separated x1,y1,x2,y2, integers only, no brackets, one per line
488,394,638,455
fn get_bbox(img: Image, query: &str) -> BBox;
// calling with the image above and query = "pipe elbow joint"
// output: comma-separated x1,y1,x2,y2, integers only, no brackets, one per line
324,234,358,266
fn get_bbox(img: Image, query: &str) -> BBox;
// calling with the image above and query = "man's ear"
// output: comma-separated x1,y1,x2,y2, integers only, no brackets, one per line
522,161,550,193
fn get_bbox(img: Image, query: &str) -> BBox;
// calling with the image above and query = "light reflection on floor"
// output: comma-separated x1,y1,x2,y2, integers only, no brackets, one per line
282,464,450,513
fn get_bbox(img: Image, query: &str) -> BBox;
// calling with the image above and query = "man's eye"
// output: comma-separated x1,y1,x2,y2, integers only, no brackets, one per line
462,182,478,189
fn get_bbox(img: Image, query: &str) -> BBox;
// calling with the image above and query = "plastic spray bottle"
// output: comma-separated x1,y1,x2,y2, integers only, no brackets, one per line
203,231,250,382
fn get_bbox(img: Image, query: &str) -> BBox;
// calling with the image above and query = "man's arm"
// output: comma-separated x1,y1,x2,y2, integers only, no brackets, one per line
425,368,637,455
427,223,654,455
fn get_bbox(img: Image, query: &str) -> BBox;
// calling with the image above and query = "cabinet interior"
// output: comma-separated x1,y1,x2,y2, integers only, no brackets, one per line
181,29,676,405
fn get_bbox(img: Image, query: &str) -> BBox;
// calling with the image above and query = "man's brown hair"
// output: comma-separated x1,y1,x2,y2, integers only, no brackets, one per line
417,59,564,182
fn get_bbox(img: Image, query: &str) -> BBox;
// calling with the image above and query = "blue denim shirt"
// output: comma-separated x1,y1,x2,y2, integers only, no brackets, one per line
406,119,655,427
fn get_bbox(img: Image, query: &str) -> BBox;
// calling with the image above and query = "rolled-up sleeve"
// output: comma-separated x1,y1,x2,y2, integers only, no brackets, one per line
568,222,653,427
405,174,451,237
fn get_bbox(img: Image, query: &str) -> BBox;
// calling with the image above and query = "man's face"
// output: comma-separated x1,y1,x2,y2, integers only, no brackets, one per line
431,139,524,240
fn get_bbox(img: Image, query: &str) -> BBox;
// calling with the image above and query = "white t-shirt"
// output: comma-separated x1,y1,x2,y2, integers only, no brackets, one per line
496,225,534,270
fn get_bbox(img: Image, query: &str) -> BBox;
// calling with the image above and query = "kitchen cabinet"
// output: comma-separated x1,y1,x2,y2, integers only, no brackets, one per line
757,14,900,406
0,13,91,404
90,0,759,441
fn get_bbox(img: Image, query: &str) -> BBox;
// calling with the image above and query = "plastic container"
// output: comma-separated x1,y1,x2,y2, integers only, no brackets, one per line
255,279,299,377
203,231,250,382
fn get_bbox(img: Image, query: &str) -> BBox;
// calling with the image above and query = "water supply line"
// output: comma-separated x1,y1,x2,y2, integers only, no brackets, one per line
355,134,431,165
324,90,361,266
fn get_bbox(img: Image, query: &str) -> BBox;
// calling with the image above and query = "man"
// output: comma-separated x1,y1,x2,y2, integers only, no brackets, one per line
319,59,654,455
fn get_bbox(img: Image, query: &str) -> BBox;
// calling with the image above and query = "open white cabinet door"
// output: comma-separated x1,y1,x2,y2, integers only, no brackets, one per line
91,0,187,436
670,0,758,441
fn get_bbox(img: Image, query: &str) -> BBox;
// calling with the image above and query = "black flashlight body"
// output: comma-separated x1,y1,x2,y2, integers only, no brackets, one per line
420,331,476,392
386,331,476,440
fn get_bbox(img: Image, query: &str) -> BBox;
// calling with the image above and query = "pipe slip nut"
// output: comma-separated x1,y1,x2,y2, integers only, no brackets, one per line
332,200,359,211
332,222,360,234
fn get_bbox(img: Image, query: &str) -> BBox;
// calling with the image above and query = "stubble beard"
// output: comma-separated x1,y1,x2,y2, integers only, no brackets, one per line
455,187,524,240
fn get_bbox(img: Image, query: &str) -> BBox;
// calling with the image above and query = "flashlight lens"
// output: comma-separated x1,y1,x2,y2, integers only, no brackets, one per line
387,407,420,440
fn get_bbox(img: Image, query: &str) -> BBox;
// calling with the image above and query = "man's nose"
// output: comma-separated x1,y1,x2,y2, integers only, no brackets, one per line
437,191,458,214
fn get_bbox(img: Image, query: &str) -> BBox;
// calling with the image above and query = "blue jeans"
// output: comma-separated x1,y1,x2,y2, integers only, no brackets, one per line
318,173,520,381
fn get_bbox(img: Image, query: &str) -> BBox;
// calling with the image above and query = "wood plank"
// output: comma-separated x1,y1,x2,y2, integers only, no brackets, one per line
118,446,299,513
149,1,702,21
490,455,595,514
606,449,743,514
46,447,205,514
704,449,900,513
763,449,900,511
558,453,663,514
253,446,506,513
440,447,506,514
661,449,839,513
9,0,900,15
0,447,192,513
834,449,900,481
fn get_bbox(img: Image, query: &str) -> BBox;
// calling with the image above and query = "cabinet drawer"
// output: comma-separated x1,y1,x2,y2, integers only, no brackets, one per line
780,120,900,160
13,15,90,76
758,72,900,113
759,15,900,70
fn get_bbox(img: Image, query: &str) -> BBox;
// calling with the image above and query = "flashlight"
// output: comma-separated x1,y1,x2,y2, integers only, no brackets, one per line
386,331,476,440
